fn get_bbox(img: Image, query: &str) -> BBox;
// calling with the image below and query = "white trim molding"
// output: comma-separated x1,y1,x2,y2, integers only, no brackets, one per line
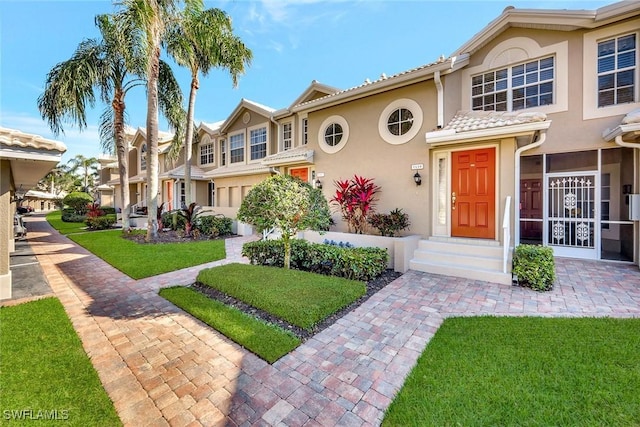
318,115,350,154
378,98,424,145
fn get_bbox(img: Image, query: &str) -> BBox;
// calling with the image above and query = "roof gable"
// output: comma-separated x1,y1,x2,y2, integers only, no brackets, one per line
221,98,276,133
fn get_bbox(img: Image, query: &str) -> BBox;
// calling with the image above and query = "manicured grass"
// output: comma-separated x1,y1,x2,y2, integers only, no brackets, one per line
46,210,88,235
196,263,366,330
0,298,121,426
68,230,226,279
383,316,640,427
160,286,300,363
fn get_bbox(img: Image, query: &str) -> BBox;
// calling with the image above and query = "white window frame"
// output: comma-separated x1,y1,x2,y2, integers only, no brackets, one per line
378,98,424,145
462,37,568,115
219,138,226,166
249,125,268,162
596,34,636,108
199,135,214,165
140,143,147,171
229,132,245,164
282,122,293,151
301,116,309,145
583,19,640,120
318,115,349,154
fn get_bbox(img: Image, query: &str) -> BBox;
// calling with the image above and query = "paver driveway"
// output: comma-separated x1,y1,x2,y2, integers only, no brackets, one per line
13,216,640,426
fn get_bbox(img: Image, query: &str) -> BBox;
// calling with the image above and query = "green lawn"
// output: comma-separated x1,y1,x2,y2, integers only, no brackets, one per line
161,263,366,362
67,230,226,279
160,286,300,363
196,263,366,330
383,316,640,427
45,210,88,235
0,298,121,426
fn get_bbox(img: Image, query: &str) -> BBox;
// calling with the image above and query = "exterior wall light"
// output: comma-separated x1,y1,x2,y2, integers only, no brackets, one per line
315,179,323,189
413,172,422,186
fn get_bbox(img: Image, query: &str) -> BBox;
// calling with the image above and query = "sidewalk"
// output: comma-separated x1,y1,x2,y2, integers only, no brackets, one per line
8,214,640,426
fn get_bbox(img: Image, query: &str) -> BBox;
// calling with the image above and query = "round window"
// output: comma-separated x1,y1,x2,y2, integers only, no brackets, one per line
324,123,343,146
378,98,423,145
387,108,414,136
318,115,350,154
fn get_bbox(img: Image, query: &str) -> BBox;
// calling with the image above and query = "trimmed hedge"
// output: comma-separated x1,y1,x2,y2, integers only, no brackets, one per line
197,215,233,237
61,208,86,223
242,239,388,281
85,214,116,230
513,244,556,291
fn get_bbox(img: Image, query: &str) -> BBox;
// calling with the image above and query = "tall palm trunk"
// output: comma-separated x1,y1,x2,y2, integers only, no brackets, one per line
146,42,161,241
112,90,131,232
183,73,198,205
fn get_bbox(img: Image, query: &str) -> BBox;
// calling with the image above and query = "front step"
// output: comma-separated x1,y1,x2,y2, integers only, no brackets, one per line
410,237,513,285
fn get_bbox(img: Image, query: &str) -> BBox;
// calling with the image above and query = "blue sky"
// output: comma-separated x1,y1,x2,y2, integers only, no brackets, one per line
0,0,612,163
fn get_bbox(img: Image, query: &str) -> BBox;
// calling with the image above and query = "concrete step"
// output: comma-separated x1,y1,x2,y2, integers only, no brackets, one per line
409,238,513,285
409,258,513,285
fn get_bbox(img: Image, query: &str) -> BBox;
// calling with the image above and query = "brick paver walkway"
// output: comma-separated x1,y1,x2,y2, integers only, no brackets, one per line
15,216,640,426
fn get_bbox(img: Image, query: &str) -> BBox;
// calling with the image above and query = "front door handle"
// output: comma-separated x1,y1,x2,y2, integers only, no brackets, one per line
452,192,456,210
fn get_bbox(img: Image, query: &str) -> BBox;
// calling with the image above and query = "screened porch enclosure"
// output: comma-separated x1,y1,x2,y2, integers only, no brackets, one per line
519,147,634,261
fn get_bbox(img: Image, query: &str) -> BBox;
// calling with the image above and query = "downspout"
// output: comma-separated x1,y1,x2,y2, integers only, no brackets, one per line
434,71,444,129
514,131,546,246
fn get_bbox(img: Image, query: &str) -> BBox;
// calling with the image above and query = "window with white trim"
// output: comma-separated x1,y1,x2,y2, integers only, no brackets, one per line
220,139,226,166
200,143,214,165
208,181,215,206
472,56,555,111
302,118,308,145
140,144,147,171
282,122,292,151
597,34,636,107
250,127,267,160
318,115,349,154
229,134,244,164
378,98,423,145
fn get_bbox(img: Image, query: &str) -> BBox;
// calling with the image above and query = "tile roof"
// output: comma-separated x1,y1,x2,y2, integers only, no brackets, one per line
0,127,66,153
261,146,314,166
204,163,273,179
159,164,207,180
443,110,548,133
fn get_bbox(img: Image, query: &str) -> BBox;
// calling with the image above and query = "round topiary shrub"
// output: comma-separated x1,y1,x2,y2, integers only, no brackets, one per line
63,192,93,215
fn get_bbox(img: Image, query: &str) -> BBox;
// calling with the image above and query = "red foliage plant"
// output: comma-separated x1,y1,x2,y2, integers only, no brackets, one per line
86,203,105,218
330,175,380,234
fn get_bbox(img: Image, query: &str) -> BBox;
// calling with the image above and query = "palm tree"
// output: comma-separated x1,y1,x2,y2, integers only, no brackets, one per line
38,13,184,233
66,154,99,193
37,163,76,196
165,6,252,205
115,0,195,241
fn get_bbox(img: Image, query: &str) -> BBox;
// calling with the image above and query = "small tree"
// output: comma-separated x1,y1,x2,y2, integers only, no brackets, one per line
63,191,94,215
237,174,331,269
330,175,380,234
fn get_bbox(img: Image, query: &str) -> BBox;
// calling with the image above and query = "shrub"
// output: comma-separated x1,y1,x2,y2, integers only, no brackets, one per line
85,215,116,230
196,214,233,237
100,206,116,215
161,210,187,231
63,192,93,215
61,208,86,223
512,244,556,291
368,208,411,237
330,175,380,234
242,239,388,281
86,203,104,219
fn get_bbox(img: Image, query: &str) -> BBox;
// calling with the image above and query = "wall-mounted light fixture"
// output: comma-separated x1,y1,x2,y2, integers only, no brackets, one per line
11,185,26,202
413,171,422,186
623,184,633,195
315,179,323,189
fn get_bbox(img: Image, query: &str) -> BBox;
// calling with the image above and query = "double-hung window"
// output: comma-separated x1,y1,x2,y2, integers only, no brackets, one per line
250,127,267,160
220,139,226,166
229,134,244,164
472,56,555,111
598,34,636,107
200,143,214,165
140,144,147,171
282,122,292,151
302,118,308,145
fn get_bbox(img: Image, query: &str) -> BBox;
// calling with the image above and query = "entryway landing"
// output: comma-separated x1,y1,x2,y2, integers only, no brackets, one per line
410,236,513,285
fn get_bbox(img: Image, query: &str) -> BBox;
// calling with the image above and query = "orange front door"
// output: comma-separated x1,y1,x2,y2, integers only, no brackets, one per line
289,167,308,182
452,147,496,239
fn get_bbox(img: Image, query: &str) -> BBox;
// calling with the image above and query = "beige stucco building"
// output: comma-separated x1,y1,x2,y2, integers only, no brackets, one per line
0,127,66,299
105,1,640,283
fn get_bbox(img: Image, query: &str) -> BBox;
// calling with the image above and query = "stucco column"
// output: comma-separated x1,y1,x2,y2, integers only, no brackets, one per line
0,159,12,299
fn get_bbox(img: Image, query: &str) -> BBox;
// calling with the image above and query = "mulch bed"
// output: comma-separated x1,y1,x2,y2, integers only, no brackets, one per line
191,269,402,341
